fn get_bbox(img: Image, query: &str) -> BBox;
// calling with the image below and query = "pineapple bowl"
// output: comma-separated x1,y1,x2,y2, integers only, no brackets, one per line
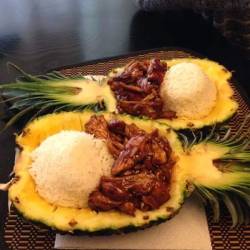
0,58,238,131
2,111,250,234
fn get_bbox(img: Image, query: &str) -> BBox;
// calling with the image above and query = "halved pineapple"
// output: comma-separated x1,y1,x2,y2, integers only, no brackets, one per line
109,58,238,129
0,58,238,131
7,111,250,233
10,111,187,233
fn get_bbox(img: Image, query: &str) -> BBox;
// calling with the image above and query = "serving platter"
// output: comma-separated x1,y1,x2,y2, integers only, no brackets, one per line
2,48,250,250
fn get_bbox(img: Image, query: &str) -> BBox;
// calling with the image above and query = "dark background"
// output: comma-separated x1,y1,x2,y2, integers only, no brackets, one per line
0,0,249,249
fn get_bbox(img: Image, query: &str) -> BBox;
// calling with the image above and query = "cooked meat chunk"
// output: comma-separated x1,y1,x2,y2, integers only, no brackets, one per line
119,202,136,216
111,135,148,176
101,177,131,201
125,123,145,138
101,173,155,196
105,140,123,159
108,59,176,119
88,191,121,211
147,59,166,84
150,130,171,165
118,99,163,119
121,173,156,195
114,60,149,83
85,115,109,140
142,181,170,210
108,120,126,135
87,115,174,216
85,115,124,158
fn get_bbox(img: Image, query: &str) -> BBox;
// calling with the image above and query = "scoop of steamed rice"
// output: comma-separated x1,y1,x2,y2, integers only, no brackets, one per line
29,131,114,209
161,62,217,119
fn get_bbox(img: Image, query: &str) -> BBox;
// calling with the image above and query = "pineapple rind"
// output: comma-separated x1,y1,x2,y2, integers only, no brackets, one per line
109,58,238,130
10,111,187,233
1,58,238,131
9,111,249,232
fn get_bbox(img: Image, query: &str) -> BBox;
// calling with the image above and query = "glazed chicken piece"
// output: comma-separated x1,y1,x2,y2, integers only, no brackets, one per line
108,58,176,119
119,202,136,216
142,181,170,210
85,115,109,140
125,123,145,138
101,172,156,197
147,58,167,84
113,60,149,83
88,191,121,211
88,190,136,216
100,177,131,201
111,129,172,176
87,115,174,216
108,119,126,135
89,171,171,214
89,172,161,215
111,135,149,176
150,130,171,165
85,115,125,158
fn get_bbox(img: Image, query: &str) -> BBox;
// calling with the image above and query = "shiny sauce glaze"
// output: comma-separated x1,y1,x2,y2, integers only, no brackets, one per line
108,58,176,119
86,115,175,216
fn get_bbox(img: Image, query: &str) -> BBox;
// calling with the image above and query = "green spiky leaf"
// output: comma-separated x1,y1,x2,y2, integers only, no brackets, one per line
180,116,250,226
0,64,116,132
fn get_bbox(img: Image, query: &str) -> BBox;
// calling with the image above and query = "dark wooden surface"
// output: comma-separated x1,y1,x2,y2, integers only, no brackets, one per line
0,1,249,249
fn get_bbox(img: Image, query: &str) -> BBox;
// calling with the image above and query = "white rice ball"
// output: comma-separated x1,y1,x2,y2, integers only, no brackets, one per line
29,131,114,208
161,62,217,119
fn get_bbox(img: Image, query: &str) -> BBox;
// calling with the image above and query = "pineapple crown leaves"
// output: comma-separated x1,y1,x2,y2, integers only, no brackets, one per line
0,63,107,133
178,115,250,226
178,114,250,162
195,185,250,226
